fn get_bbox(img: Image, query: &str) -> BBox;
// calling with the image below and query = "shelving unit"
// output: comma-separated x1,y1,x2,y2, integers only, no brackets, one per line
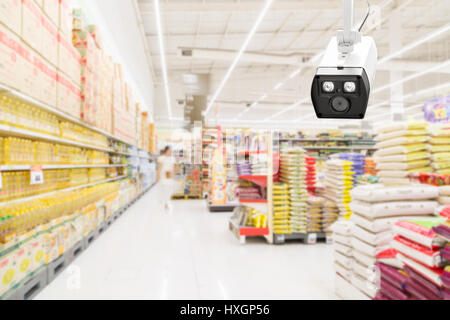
0,164,127,171
1,176,127,205
229,132,274,244
1,181,156,301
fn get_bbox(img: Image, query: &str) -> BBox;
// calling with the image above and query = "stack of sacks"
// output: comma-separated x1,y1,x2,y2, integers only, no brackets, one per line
433,205,450,299
323,159,355,219
364,157,377,176
280,148,308,234
348,184,439,299
331,220,354,283
272,183,291,235
438,185,450,206
374,121,431,186
391,215,448,300
235,185,262,200
428,125,450,175
305,157,317,195
307,196,325,233
236,161,251,176
251,162,267,175
323,201,340,231
374,249,409,300
335,153,366,180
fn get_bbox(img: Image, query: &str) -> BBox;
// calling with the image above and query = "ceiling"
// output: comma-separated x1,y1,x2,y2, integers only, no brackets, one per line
137,0,450,128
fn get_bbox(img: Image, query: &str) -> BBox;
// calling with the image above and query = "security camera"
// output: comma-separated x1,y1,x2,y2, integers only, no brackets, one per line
311,0,377,119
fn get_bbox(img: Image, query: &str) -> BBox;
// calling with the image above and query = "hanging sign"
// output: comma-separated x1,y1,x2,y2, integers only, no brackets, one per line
30,165,44,185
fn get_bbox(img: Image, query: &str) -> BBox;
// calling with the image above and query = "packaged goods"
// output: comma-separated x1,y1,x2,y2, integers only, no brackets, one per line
350,184,439,202
0,0,21,36
21,0,42,54
394,218,447,249
393,236,443,268
350,200,437,218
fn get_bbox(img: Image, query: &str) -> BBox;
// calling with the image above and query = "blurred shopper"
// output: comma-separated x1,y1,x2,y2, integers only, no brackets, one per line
157,146,175,211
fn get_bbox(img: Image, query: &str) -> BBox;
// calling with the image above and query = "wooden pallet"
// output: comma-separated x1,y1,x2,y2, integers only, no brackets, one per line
273,232,328,245
170,194,203,200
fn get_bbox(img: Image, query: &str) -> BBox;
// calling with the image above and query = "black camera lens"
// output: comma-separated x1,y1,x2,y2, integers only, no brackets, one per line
331,96,350,112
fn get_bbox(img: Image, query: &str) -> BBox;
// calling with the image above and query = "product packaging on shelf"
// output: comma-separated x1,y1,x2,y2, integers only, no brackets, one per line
41,12,58,67
0,250,18,296
0,25,22,91
58,0,72,39
58,31,81,85
21,0,43,55
43,0,58,26
56,71,81,118
0,0,22,36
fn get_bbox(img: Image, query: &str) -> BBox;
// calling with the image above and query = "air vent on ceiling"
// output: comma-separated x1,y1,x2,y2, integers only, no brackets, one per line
181,49,193,57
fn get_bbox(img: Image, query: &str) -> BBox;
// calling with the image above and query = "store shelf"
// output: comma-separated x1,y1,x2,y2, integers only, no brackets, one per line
302,146,377,150
0,83,133,146
0,182,156,301
238,175,268,187
239,199,267,204
238,150,268,156
0,164,126,171
0,176,127,205
229,218,269,237
0,124,112,153
279,137,375,143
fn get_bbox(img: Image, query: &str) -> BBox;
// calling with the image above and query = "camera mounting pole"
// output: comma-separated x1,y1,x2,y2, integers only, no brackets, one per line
337,0,362,60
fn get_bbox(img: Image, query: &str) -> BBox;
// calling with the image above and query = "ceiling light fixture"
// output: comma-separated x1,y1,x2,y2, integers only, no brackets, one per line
203,0,274,117
154,0,172,119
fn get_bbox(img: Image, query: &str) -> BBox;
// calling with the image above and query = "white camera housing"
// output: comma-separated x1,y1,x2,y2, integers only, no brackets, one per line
311,0,378,119
311,36,377,119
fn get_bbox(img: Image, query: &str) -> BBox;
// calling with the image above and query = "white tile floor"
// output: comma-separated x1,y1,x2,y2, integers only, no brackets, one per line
35,183,338,300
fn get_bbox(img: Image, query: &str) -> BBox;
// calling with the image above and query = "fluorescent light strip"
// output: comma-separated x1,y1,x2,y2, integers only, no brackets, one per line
204,0,274,116
368,103,423,120
373,60,450,95
154,0,172,119
366,82,450,119
379,23,450,65
264,98,310,121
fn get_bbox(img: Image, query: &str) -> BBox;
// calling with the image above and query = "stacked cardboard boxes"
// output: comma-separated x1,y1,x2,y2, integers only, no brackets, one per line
140,112,150,152
0,2,144,145
0,0,80,118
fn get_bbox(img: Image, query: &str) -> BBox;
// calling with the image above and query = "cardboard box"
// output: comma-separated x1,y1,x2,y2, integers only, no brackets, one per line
57,71,81,118
44,229,59,265
21,41,41,101
58,0,71,37
14,245,32,283
0,0,21,36
0,25,22,90
0,250,18,296
28,234,46,272
41,12,58,66
21,0,42,55
56,223,71,256
36,53,57,107
43,0,58,26
58,31,81,85
69,213,84,246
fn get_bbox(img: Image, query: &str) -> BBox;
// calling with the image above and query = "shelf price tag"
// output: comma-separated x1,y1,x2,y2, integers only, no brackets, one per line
30,165,44,185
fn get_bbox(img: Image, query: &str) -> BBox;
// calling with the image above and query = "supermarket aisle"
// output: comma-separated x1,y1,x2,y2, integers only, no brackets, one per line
35,183,337,300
